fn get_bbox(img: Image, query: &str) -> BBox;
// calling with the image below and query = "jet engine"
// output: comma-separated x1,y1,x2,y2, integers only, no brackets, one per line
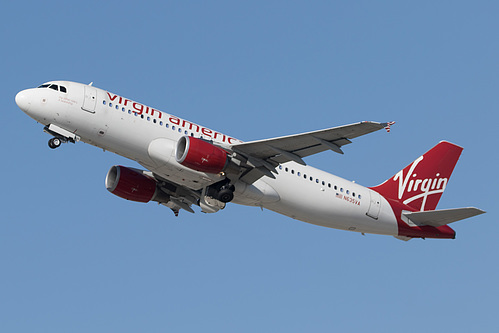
105,165,167,203
175,136,228,174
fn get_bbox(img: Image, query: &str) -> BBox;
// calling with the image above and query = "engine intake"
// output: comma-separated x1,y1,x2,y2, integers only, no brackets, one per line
176,136,228,174
105,165,158,203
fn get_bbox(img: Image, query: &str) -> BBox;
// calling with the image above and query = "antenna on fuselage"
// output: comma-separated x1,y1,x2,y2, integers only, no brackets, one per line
88,82,93,86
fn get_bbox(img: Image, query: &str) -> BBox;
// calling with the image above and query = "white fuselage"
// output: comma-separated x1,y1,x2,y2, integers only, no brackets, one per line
16,81,398,236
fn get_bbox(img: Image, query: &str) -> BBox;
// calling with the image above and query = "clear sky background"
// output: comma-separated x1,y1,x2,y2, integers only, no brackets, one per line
1,1,497,332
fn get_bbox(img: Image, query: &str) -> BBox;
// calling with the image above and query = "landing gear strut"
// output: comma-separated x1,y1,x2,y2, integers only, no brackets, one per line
48,137,62,149
43,124,80,149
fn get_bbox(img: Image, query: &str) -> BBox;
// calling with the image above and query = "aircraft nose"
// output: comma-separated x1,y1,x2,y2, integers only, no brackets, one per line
15,90,31,113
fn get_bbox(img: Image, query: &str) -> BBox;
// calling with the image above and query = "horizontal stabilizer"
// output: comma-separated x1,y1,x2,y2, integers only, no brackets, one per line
394,235,412,242
403,208,485,227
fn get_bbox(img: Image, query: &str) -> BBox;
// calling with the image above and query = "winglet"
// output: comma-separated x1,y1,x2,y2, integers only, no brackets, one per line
382,121,396,133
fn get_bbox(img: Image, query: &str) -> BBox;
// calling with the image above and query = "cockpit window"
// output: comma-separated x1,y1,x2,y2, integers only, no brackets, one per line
37,83,67,93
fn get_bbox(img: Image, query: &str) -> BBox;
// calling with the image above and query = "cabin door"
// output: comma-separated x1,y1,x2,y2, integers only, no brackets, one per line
82,85,97,113
367,190,381,219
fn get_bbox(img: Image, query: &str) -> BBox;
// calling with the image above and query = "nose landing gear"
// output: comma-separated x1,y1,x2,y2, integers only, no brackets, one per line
43,124,80,150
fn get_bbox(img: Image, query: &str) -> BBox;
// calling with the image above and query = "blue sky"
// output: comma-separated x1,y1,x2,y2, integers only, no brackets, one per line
1,1,497,332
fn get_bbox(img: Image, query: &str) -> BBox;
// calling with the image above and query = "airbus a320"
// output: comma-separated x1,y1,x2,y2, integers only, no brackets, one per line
15,81,485,240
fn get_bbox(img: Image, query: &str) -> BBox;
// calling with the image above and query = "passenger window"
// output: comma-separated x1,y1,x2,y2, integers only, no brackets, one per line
103,101,106,105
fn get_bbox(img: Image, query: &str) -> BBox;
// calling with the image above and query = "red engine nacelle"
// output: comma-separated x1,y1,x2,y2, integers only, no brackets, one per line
175,136,228,174
105,165,157,203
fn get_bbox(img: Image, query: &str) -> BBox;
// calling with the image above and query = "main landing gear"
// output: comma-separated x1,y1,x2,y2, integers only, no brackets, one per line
48,137,62,149
206,181,235,203
200,182,235,214
217,184,235,203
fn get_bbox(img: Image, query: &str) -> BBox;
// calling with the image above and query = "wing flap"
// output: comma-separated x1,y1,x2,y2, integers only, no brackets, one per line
403,208,486,227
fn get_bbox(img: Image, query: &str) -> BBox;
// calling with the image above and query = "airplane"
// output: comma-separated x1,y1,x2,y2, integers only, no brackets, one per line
15,80,485,240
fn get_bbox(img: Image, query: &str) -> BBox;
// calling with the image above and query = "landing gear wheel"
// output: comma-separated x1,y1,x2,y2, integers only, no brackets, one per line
217,189,234,203
48,137,61,149
217,185,235,203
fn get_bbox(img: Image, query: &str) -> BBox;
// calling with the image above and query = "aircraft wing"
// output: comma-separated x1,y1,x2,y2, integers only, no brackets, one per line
229,121,391,183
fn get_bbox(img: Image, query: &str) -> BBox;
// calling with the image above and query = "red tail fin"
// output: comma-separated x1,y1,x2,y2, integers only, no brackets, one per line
370,141,463,211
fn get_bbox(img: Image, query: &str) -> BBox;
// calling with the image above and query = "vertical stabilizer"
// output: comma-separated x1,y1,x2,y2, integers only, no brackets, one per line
370,141,463,211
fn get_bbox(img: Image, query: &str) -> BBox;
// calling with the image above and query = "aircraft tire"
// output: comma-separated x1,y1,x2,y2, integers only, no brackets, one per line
48,137,61,149
217,188,234,203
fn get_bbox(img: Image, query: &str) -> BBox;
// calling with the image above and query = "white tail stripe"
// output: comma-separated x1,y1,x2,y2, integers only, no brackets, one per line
394,156,423,200
403,188,446,210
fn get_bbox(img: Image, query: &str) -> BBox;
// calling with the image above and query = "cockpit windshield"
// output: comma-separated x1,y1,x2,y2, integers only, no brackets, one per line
37,83,67,93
